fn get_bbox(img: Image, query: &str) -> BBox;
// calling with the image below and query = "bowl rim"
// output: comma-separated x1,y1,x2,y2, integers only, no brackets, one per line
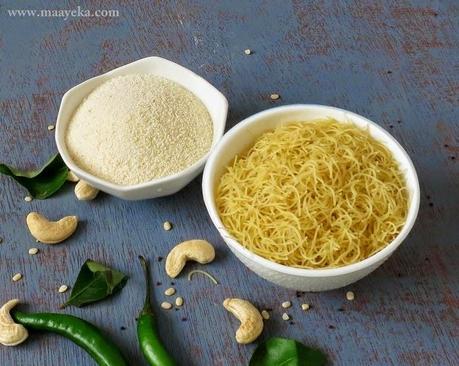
202,104,420,278
55,56,228,193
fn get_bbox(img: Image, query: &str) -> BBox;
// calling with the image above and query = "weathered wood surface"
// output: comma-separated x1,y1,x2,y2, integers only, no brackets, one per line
0,0,458,365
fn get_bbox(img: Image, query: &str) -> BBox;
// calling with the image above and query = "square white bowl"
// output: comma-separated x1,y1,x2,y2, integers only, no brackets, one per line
55,57,228,200
203,104,420,291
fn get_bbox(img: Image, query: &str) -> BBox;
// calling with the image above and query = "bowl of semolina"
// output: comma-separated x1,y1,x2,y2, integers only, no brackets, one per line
55,57,228,200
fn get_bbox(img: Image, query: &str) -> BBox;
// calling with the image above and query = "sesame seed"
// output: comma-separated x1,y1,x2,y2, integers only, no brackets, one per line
47,125,55,131
175,297,184,307
164,287,176,296
301,303,310,311
163,221,172,231
282,313,290,321
261,310,270,320
281,301,291,309
244,49,252,55
28,247,39,255
270,93,280,100
58,285,69,293
346,291,355,301
24,196,33,202
12,273,23,282
161,302,172,310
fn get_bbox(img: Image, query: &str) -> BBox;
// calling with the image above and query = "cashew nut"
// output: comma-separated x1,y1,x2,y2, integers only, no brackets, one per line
26,212,78,244
75,180,99,201
223,298,263,344
165,240,215,278
0,299,28,346
67,170,80,182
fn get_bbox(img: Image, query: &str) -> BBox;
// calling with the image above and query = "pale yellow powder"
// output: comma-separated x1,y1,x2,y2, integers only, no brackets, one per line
66,74,213,185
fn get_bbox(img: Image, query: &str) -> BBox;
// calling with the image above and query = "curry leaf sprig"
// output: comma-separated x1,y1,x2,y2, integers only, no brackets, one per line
0,153,68,199
249,337,327,366
61,260,128,308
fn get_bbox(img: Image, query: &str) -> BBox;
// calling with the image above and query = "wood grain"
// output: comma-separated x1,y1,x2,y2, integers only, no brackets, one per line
0,0,458,365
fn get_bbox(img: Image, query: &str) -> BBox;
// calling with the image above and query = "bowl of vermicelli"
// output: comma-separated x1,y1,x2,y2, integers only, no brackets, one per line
202,104,420,291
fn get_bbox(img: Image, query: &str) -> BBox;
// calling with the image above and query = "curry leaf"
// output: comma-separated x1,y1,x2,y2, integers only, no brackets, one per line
249,337,327,366
0,153,68,199
61,260,128,308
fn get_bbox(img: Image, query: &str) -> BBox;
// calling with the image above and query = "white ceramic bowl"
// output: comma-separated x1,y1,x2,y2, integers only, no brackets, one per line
56,57,228,200
203,104,420,291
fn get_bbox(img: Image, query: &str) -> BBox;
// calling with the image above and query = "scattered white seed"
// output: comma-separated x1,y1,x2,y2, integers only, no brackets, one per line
12,273,23,282
24,196,33,202
47,124,55,131
58,285,68,293
175,297,184,307
35,239,40,243
301,303,310,311
163,221,172,231
244,49,252,55
161,301,172,310
282,313,290,321
270,93,280,100
261,310,270,320
346,291,355,301
164,287,176,296
28,247,39,255
281,301,291,309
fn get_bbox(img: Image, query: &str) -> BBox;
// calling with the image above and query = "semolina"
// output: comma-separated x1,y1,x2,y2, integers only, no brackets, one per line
66,74,213,185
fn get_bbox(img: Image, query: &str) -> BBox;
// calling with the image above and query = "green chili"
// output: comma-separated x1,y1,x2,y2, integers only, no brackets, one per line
137,255,176,366
13,311,127,366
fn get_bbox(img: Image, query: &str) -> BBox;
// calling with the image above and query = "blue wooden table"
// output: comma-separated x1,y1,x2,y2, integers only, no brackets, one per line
0,1,458,365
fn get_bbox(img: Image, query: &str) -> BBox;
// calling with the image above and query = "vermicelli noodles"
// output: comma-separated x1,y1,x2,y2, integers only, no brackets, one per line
216,120,408,269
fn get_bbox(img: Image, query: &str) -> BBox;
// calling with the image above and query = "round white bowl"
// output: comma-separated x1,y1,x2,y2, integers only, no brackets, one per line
202,104,420,291
56,57,228,200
